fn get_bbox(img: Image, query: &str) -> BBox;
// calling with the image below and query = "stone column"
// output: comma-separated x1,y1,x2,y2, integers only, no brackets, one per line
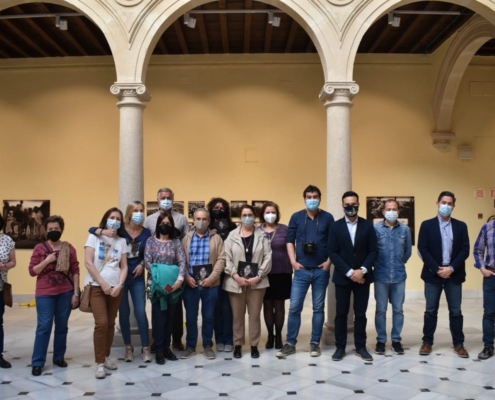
110,83,151,345
319,82,359,345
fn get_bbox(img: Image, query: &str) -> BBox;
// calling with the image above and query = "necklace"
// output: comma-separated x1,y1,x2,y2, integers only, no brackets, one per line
241,228,253,253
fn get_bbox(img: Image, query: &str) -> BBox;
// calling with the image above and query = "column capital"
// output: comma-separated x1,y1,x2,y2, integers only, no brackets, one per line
319,82,359,107
431,130,456,151
110,83,152,102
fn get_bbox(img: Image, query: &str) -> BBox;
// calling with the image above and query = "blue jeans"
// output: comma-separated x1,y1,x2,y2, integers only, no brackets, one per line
32,290,73,367
119,277,149,346
482,275,495,348
286,267,330,346
214,275,233,346
183,285,218,350
374,281,405,343
0,289,5,357
423,281,464,346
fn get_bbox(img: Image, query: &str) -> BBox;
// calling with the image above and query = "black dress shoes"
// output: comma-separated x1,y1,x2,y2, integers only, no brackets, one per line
275,336,283,350
233,345,242,358
0,357,11,369
32,366,42,376
155,350,165,365
251,346,260,358
164,347,178,361
265,334,274,349
53,359,68,368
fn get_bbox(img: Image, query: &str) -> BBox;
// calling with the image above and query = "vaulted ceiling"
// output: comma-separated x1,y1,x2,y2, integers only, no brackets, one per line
0,1,492,59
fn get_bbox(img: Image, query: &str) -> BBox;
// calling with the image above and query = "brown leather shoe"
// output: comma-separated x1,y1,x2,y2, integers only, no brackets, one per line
419,343,432,355
454,345,469,358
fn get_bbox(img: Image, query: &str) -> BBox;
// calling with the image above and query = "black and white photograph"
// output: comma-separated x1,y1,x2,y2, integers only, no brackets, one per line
193,263,213,284
230,201,247,219
188,201,205,219
366,196,416,245
252,200,268,218
2,200,50,249
146,201,159,216
237,261,259,278
173,201,184,215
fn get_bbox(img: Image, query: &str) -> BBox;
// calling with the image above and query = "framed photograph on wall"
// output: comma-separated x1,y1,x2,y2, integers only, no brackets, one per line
252,200,268,218
173,201,184,215
188,201,205,219
230,201,247,219
366,196,416,245
2,200,51,249
146,201,159,216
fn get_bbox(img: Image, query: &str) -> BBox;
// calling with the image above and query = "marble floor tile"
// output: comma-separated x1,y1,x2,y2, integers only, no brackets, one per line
160,385,219,399
428,380,486,399
298,382,354,400
199,375,253,393
263,374,316,392
229,383,287,400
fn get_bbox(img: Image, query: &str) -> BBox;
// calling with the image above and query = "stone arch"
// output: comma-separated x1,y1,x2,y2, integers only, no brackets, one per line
430,14,495,149
341,0,495,81
129,0,341,84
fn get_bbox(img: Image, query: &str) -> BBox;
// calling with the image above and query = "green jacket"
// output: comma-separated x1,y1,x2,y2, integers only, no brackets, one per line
150,263,184,310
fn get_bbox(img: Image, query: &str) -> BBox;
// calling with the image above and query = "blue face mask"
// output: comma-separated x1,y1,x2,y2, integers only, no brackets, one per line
160,199,173,210
107,219,121,230
306,199,320,211
439,204,453,217
132,212,144,225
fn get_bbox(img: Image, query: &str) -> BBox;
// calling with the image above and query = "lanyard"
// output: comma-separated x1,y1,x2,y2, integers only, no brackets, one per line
304,212,320,237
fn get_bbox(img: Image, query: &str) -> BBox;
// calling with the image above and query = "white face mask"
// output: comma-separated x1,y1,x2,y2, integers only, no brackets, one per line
264,213,277,224
384,210,398,223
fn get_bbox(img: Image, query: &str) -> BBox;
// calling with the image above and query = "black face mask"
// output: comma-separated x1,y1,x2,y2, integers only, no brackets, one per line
47,230,62,242
344,205,359,217
212,209,226,219
158,224,173,236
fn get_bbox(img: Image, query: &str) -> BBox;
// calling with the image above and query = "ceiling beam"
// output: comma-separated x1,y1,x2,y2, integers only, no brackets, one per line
1,20,49,56
197,13,209,53
156,36,168,54
11,6,68,56
264,18,273,53
388,2,437,53
368,24,392,53
285,19,298,53
0,47,10,58
306,38,314,53
218,0,229,53
243,0,252,53
72,17,108,55
0,32,30,57
173,19,189,54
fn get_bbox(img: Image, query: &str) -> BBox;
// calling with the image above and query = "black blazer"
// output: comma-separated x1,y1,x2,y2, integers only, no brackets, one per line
417,216,470,284
327,216,377,285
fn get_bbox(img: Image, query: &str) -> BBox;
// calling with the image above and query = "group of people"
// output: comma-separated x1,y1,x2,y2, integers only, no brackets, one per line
0,185,494,380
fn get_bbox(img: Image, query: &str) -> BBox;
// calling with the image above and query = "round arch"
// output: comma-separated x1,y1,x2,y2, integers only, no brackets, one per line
342,0,495,81
130,0,341,84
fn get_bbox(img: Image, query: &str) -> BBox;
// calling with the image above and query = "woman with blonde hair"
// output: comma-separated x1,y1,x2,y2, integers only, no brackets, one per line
90,201,151,363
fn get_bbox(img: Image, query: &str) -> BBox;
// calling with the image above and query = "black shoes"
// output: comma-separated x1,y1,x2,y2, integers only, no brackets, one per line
332,347,346,361
172,342,185,351
251,346,260,358
266,334,274,349
478,346,494,360
355,347,373,361
164,347,178,361
0,357,11,369
32,366,42,376
155,350,165,365
53,359,68,368
233,345,242,359
275,336,283,350
375,342,386,355
392,342,404,355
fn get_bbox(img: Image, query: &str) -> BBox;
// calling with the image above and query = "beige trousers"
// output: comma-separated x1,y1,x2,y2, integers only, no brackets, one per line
229,287,266,346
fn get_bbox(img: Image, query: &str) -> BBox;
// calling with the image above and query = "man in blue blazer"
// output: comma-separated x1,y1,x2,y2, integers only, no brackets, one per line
328,191,377,361
418,191,470,357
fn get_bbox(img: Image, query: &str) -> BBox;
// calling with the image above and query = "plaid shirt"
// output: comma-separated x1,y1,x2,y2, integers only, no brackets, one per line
474,220,495,268
189,230,210,274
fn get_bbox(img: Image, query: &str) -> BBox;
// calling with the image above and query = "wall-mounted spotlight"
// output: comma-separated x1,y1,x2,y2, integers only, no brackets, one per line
184,13,197,29
388,12,400,27
268,12,281,27
55,15,68,30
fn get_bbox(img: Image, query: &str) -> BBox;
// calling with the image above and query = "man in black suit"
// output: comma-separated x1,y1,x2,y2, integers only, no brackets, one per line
328,191,377,361
418,191,470,357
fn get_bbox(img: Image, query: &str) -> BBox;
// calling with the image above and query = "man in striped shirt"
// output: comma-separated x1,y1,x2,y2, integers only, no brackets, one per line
474,216,495,360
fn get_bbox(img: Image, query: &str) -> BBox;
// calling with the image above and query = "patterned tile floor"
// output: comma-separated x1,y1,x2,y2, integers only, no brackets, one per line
1,295,494,399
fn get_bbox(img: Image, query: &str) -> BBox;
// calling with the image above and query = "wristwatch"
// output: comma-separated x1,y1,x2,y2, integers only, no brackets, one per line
257,273,264,281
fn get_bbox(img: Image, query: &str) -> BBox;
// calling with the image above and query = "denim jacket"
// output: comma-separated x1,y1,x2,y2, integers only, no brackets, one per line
374,220,412,283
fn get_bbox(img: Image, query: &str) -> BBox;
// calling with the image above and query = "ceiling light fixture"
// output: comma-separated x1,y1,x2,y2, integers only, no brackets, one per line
388,13,401,28
184,13,197,29
55,15,68,30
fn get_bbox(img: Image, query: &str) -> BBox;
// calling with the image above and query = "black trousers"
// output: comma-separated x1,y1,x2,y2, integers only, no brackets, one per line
172,295,184,344
334,282,370,349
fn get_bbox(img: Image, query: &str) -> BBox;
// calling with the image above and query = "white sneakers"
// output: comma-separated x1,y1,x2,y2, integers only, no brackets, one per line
124,345,134,362
95,364,106,379
103,357,118,370
141,346,152,363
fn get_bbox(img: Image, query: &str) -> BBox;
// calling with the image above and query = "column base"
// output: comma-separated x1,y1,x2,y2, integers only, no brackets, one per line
323,323,355,345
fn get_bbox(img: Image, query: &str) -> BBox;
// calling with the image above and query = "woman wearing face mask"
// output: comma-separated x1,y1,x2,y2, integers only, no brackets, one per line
224,204,272,359
85,208,128,379
29,215,80,376
207,197,237,352
89,201,151,363
259,202,292,350
144,212,186,365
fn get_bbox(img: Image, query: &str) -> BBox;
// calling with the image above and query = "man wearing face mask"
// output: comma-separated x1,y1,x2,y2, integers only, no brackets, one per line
373,199,412,356
418,191,470,357
328,191,377,362
180,209,225,360
277,185,334,358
